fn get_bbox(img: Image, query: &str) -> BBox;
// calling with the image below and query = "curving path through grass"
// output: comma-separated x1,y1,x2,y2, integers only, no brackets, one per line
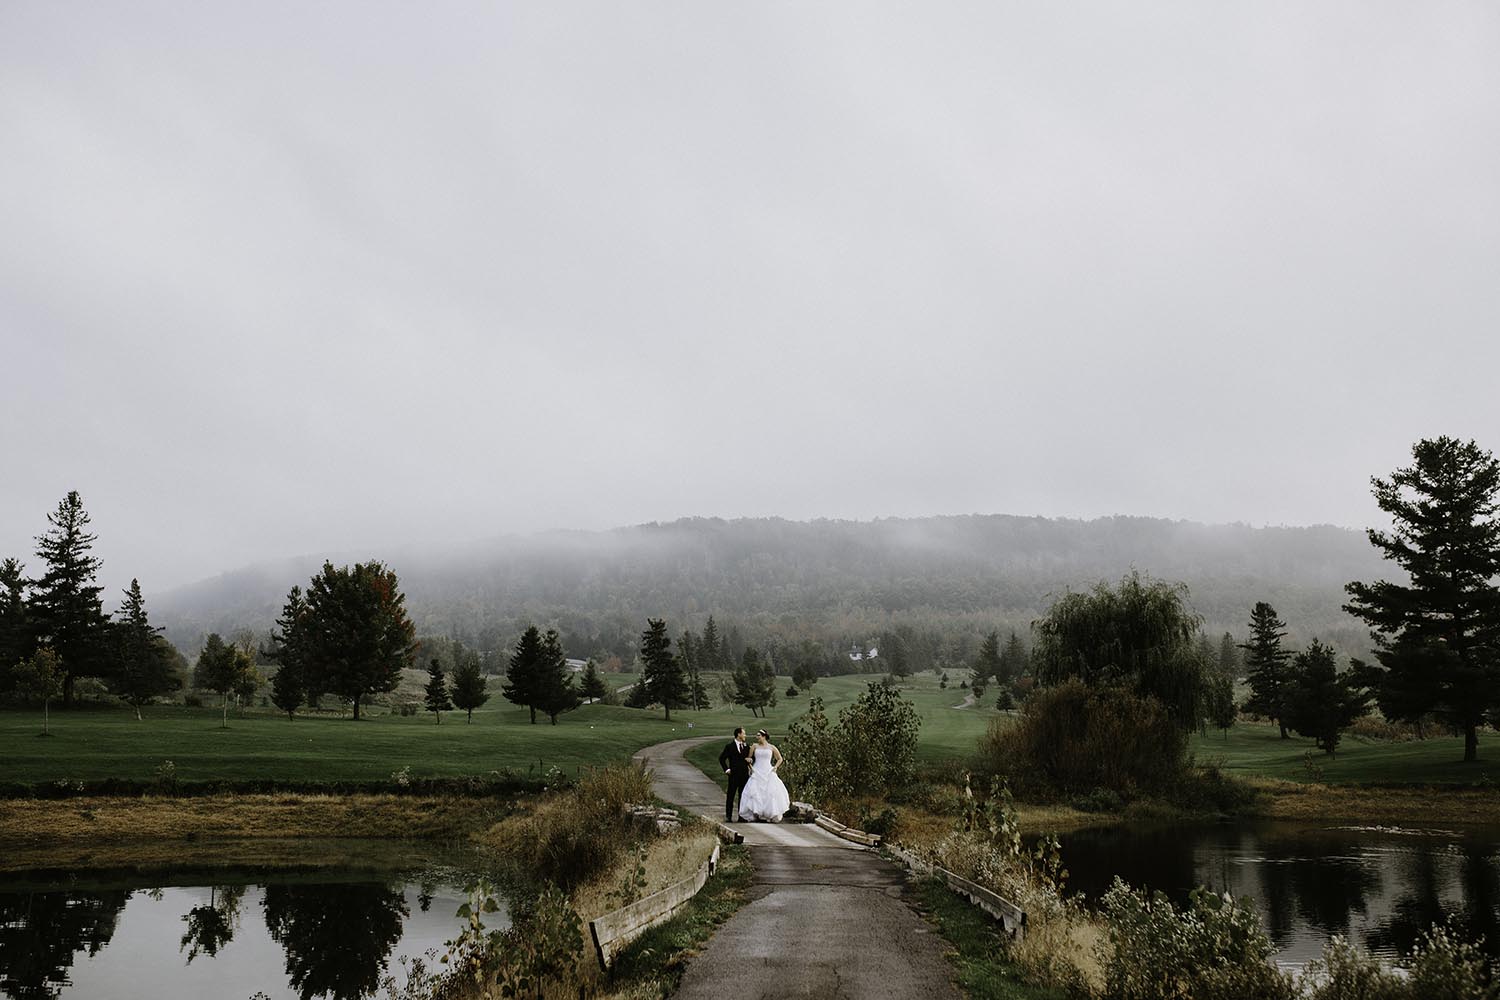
634,736,961,1000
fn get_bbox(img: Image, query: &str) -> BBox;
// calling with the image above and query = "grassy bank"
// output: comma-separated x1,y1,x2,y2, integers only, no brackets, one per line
1192,719,1500,785
911,879,1070,1000
0,793,513,872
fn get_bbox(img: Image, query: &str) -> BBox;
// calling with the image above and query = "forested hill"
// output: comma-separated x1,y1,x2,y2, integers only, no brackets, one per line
153,514,1389,663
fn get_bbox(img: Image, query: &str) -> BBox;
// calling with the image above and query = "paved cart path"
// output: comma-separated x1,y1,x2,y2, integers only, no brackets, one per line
633,737,961,1000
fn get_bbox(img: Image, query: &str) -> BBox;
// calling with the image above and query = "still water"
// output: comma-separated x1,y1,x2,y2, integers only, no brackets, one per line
1057,821,1500,970
0,866,498,1000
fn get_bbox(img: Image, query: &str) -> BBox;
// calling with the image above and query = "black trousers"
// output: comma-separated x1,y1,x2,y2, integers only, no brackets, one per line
726,773,748,820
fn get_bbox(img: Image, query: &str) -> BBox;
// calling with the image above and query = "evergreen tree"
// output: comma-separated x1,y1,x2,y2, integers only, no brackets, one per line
579,658,608,704
700,616,723,673
0,557,29,690
1241,602,1294,738
449,652,490,722
534,629,580,724
1282,640,1370,755
29,492,110,707
1344,437,1500,762
503,626,546,724
1000,630,1029,685
424,659,452,722
886,632,911,680
975,630,1002,685
113,579,179,719
639,618,687,720
678,629,705,710
1218,631,1240,678
267,586,313,709
297,562,415,720
194,633,252,729
726,624,747,665
270,663,303,720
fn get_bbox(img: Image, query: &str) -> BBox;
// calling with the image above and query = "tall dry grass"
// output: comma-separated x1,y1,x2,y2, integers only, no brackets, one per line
474,763,654,891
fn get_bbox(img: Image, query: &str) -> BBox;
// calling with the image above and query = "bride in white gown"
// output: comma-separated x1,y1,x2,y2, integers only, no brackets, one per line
738,729,790,822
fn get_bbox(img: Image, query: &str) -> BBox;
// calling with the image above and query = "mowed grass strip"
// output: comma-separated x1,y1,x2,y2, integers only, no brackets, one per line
0,673,998,786
1190,719,1500,785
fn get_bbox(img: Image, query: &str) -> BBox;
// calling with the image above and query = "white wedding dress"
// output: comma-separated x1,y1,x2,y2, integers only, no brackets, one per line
738,745,790,822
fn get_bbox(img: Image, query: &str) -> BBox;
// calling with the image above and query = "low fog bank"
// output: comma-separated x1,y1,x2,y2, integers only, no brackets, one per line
151,513,1387,660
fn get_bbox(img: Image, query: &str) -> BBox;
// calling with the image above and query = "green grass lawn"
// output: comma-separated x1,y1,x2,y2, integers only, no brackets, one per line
0,672,997,786
1191,720,1500,785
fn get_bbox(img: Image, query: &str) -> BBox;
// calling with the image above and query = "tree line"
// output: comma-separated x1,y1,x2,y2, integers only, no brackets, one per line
151,511,1388,669
1004,436,1500,775
1,492,184,718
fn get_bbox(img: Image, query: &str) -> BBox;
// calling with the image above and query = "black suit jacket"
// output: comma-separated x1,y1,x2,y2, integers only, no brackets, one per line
719,740,751,780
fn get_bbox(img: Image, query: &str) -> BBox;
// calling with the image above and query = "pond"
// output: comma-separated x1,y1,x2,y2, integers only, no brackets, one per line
0,861,502,1000
1056,820,1500,970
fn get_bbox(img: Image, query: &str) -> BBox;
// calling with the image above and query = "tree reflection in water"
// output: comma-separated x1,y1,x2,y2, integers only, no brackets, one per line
1253,828,1380,940
180,885,247,963
1368,840,1500,958
0,889,129,1000
263,881,409,1000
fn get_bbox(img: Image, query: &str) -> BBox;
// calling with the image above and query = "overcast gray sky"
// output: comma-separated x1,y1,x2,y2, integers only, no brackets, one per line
3,2,1498,598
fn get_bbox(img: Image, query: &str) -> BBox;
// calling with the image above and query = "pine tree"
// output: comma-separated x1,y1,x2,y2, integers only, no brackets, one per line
534,629,580,724
886,632,911,681
268,586,313,708
579,658,608,704
424,659,453,722
503,626,546,724
678,629,703,709
29,492,110,707
999,630,1029,688
639,618,688,720
976,630,1002,685
298,562,415,721
1241,602,1294,738
700,616,723,673
1345,437,1500,762
1282,640,1370,755
113,579,178,719
1218,632,1240,678
270,663,303,720
0,557,29,688
449,653,490,722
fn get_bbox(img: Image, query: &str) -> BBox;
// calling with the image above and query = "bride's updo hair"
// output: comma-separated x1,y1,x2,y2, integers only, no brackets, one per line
756,729,770,739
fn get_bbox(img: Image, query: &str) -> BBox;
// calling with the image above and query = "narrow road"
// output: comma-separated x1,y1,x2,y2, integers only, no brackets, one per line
634,737,962,1000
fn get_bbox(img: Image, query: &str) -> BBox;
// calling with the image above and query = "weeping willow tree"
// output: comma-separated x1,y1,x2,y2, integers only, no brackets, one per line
1032,571,1210,729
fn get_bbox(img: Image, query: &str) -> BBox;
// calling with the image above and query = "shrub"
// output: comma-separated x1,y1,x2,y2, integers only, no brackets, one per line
1099,879,1296,1000
1299,936,1405,1000
786,684,799,697
857,804,898,836
1405,922,1499,999
1298,925,1498,1000
183,693,204,708
978,680,1187,798
1071,787,1125,814
483,764,653,891
781,683,921,803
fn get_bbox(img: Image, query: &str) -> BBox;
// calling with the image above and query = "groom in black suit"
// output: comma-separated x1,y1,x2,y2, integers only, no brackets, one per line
719,726,751,822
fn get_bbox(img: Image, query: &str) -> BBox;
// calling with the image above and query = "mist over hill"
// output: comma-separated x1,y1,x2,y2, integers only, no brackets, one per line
152,514,1388,665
